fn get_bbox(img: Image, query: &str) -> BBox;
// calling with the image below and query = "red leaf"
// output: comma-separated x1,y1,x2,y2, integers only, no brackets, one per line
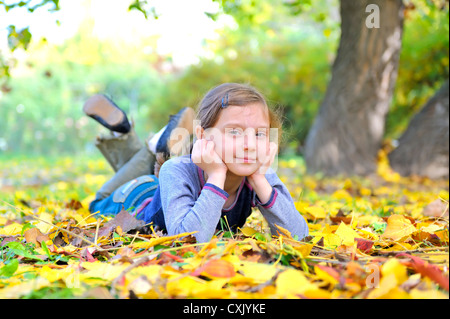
355,238,374,253
316,265,340,281
397,253,449,292
192,259,235,278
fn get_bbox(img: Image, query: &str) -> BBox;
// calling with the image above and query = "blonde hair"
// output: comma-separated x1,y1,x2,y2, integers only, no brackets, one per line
196,83,283,142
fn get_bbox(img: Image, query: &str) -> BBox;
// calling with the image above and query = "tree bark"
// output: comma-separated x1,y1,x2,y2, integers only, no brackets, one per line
388,79,449,179
304,0,404,176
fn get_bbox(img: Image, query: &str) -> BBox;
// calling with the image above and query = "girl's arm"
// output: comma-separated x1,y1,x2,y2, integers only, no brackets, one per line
254,169,309,240
158,158,229,243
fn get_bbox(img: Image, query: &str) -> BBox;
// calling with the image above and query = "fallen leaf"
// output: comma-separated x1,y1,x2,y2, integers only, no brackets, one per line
24,227,50,247
131,231,196,250
335,222,362,246
0,222,23,236
98,209,145,238
381,214,416,241
355,238,374,253
304,206,327,220
330,209,352,225
192,259,236,278
276,269,319,297
35,212,54,233
239,227,258,237
397,253,449,292
314,265,340,286
381,258,408,284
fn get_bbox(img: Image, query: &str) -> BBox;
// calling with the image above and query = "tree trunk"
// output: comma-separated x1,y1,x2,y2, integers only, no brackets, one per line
304,0,404,176
388,79,449,179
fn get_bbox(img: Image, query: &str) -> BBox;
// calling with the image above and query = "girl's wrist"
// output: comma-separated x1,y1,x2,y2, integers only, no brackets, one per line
206,169,227,189
248,174,272,204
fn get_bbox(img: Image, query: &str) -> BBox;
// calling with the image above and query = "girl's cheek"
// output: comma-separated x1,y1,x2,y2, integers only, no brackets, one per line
221,135,235,162
256,139,269,158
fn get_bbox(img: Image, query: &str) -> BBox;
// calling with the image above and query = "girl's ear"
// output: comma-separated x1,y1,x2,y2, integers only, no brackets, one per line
194,125,204,140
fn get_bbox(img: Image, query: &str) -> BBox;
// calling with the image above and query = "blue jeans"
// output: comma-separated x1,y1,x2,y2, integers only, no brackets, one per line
89,175,159,217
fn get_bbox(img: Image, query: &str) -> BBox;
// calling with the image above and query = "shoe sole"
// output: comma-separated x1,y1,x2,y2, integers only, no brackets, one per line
83,94,124,127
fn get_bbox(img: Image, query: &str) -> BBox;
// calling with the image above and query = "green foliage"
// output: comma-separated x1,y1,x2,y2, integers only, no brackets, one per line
0,0,448,155
151,0,340,152
0,19,166,155
386,0,449,139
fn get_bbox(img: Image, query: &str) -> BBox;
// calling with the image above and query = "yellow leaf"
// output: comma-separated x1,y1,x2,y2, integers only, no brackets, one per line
381,214,416,241
35,212,54,233
420,224,443,234
239,227,257,237
305,206,327,219
131,231,196,249
275,224,293,238
0,277,50,299
238,262,278,284
335,222,362,246
0,216,8,225
367,273,398,299
332,189,352,201
314,265,339,286
360,187,372,196
303,289,331,299
80,261,128,281
313,224,341,249
276,269,319,297
166,275,206,297
0,222,23,236
294,243,313,257
381,258,408,284
39,265,77,283
409,287,449,299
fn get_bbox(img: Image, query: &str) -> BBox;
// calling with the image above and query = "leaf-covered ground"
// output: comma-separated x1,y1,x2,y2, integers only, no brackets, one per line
0,151,448,299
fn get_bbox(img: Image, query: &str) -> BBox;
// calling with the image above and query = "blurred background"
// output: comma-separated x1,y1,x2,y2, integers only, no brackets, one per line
0,0,448,160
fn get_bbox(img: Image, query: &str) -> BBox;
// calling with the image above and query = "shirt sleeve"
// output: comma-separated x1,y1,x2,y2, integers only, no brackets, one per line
158,159,229,243
255,168,309,240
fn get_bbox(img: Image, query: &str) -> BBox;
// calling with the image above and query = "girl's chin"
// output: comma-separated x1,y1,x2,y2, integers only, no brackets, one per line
226,162,260,177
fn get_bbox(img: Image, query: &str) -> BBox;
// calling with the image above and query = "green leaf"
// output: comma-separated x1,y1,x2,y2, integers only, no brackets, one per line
41,240,51,258
0,259,19,278
6,242,43,261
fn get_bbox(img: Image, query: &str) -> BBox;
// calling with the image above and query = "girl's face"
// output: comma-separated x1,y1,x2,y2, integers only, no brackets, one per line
202,103,273,177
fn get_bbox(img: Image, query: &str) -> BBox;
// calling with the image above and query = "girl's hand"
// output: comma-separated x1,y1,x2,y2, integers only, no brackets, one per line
191,138,228,188
254,142,278,176
247,142,278,203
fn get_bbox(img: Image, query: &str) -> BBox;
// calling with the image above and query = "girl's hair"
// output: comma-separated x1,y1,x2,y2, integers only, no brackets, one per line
196,83,283,142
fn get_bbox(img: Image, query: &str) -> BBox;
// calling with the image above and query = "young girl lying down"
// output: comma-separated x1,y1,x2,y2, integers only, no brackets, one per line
84,83,309,242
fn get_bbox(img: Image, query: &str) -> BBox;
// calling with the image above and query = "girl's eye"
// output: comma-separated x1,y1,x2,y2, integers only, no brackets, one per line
227,128,243,136
256,131,267,138
256,130,267,138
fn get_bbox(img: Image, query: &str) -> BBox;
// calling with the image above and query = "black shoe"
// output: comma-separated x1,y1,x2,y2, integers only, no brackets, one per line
83,94,131,134
156,107,195,158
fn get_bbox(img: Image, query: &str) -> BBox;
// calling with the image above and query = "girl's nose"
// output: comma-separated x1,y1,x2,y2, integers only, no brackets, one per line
244,130,256,151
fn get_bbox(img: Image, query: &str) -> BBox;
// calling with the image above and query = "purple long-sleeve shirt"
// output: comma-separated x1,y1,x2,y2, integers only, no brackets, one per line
140,155,308,243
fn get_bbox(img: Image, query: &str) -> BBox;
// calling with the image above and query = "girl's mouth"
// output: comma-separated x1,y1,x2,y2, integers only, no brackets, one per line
235,157,257,163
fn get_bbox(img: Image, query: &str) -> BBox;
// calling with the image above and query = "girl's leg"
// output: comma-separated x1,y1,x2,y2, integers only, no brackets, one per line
83,94,195,211
89,174,159,217
95,146,156,200
95,127,144,173
84,94,156,200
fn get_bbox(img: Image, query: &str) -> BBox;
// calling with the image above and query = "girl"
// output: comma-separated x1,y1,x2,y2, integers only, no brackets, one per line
84,83,309,243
